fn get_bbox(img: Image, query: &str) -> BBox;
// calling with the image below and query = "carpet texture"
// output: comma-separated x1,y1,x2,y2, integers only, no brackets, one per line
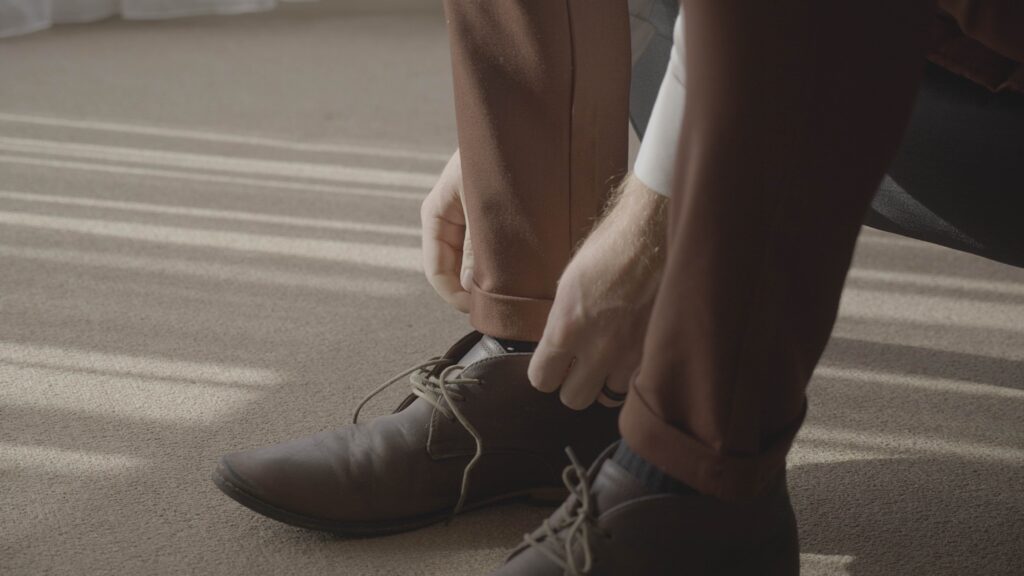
1,3,1021,575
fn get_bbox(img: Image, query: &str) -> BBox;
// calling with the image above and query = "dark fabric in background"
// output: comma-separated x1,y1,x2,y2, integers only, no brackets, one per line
629,9,1024,268
629,0,679,136
869,65,1024,267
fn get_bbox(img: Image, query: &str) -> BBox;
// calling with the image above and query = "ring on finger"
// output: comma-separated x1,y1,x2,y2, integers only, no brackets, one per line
600,383,627,403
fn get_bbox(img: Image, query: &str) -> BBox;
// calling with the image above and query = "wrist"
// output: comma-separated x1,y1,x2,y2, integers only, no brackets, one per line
598,173,669,273
565,173,668,304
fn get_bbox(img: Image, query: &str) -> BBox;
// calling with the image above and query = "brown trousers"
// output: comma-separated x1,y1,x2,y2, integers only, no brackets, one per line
443,0,936,501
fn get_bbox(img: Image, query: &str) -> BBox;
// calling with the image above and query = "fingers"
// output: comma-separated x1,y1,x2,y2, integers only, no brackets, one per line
426,271,471,312
558,352,614,410
529,275,609,410
532,344,631,410
421,212,469,312
528,342,574,394
599,343,640,406
532,320,634,410
599,363,633,407
532,325,610,409
421,151,471,313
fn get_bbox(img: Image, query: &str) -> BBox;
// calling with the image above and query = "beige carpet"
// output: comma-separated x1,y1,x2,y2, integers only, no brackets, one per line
1,3,1021,575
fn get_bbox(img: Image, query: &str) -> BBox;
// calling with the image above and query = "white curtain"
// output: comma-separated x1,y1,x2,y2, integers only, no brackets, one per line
0,0,281,38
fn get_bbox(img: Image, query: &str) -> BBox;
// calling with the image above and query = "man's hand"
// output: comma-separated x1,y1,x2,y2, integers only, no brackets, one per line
529,174,668,409
421,150,474,313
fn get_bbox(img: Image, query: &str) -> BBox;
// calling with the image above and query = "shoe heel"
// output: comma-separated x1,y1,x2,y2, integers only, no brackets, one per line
526,486,568,505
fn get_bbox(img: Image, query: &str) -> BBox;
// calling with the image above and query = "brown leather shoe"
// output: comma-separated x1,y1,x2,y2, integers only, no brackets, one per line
212,332,619,536
492,444,799,576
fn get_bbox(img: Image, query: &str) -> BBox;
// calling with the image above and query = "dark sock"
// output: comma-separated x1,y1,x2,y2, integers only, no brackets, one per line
494,337,538,354
612,441,695,495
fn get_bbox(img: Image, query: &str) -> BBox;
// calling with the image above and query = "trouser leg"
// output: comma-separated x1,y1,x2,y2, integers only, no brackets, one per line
620,0,937,501
442,0,631,341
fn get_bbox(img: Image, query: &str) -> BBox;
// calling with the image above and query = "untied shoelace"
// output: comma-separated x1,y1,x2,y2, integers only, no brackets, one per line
351,358,484,520
519,446,612,576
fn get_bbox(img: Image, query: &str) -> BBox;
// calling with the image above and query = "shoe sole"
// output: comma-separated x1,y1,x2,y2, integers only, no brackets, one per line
212,459,567,537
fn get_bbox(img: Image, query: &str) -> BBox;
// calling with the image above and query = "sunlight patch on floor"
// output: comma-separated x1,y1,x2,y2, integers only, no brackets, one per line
838,288,1024,333
0,136,438,188
0,443,144,474
0,112,451,162
788,441,890,467
0,245,415,296
798,426,1024,464
0,211,422,270
829,321,1024,362
856,230,945,250
813,365,1024,400
0,342,280,387
847,267,1024,298
800,554,854,576
0,190,422,237
0,154,426,200
0,363,266,424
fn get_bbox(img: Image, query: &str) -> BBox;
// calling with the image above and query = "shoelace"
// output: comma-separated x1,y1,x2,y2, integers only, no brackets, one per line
351,358,484,519
520,448,609,576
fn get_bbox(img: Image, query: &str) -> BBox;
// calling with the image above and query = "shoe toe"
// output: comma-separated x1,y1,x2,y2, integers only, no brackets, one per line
490,548,567,576
214,435,345,521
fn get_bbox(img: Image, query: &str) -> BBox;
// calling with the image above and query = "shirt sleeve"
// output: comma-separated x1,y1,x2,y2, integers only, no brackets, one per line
633,13,684,197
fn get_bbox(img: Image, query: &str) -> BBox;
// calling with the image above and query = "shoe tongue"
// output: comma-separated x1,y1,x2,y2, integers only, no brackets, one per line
457,335,508,366
592,460,653,512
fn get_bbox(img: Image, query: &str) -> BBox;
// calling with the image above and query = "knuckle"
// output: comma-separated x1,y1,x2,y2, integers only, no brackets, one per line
543,325,575,352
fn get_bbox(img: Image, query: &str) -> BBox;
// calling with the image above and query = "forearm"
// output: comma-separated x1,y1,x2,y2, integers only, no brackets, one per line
598,174,669,272
534,172,670,406
569,173,669,303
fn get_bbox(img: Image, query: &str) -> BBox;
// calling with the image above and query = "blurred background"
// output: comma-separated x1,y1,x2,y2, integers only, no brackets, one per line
0,2,1021,575
0,0,427,38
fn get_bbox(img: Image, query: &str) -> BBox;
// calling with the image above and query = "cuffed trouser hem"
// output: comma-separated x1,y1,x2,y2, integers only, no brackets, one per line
469,282,552,342
619,382,806,503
